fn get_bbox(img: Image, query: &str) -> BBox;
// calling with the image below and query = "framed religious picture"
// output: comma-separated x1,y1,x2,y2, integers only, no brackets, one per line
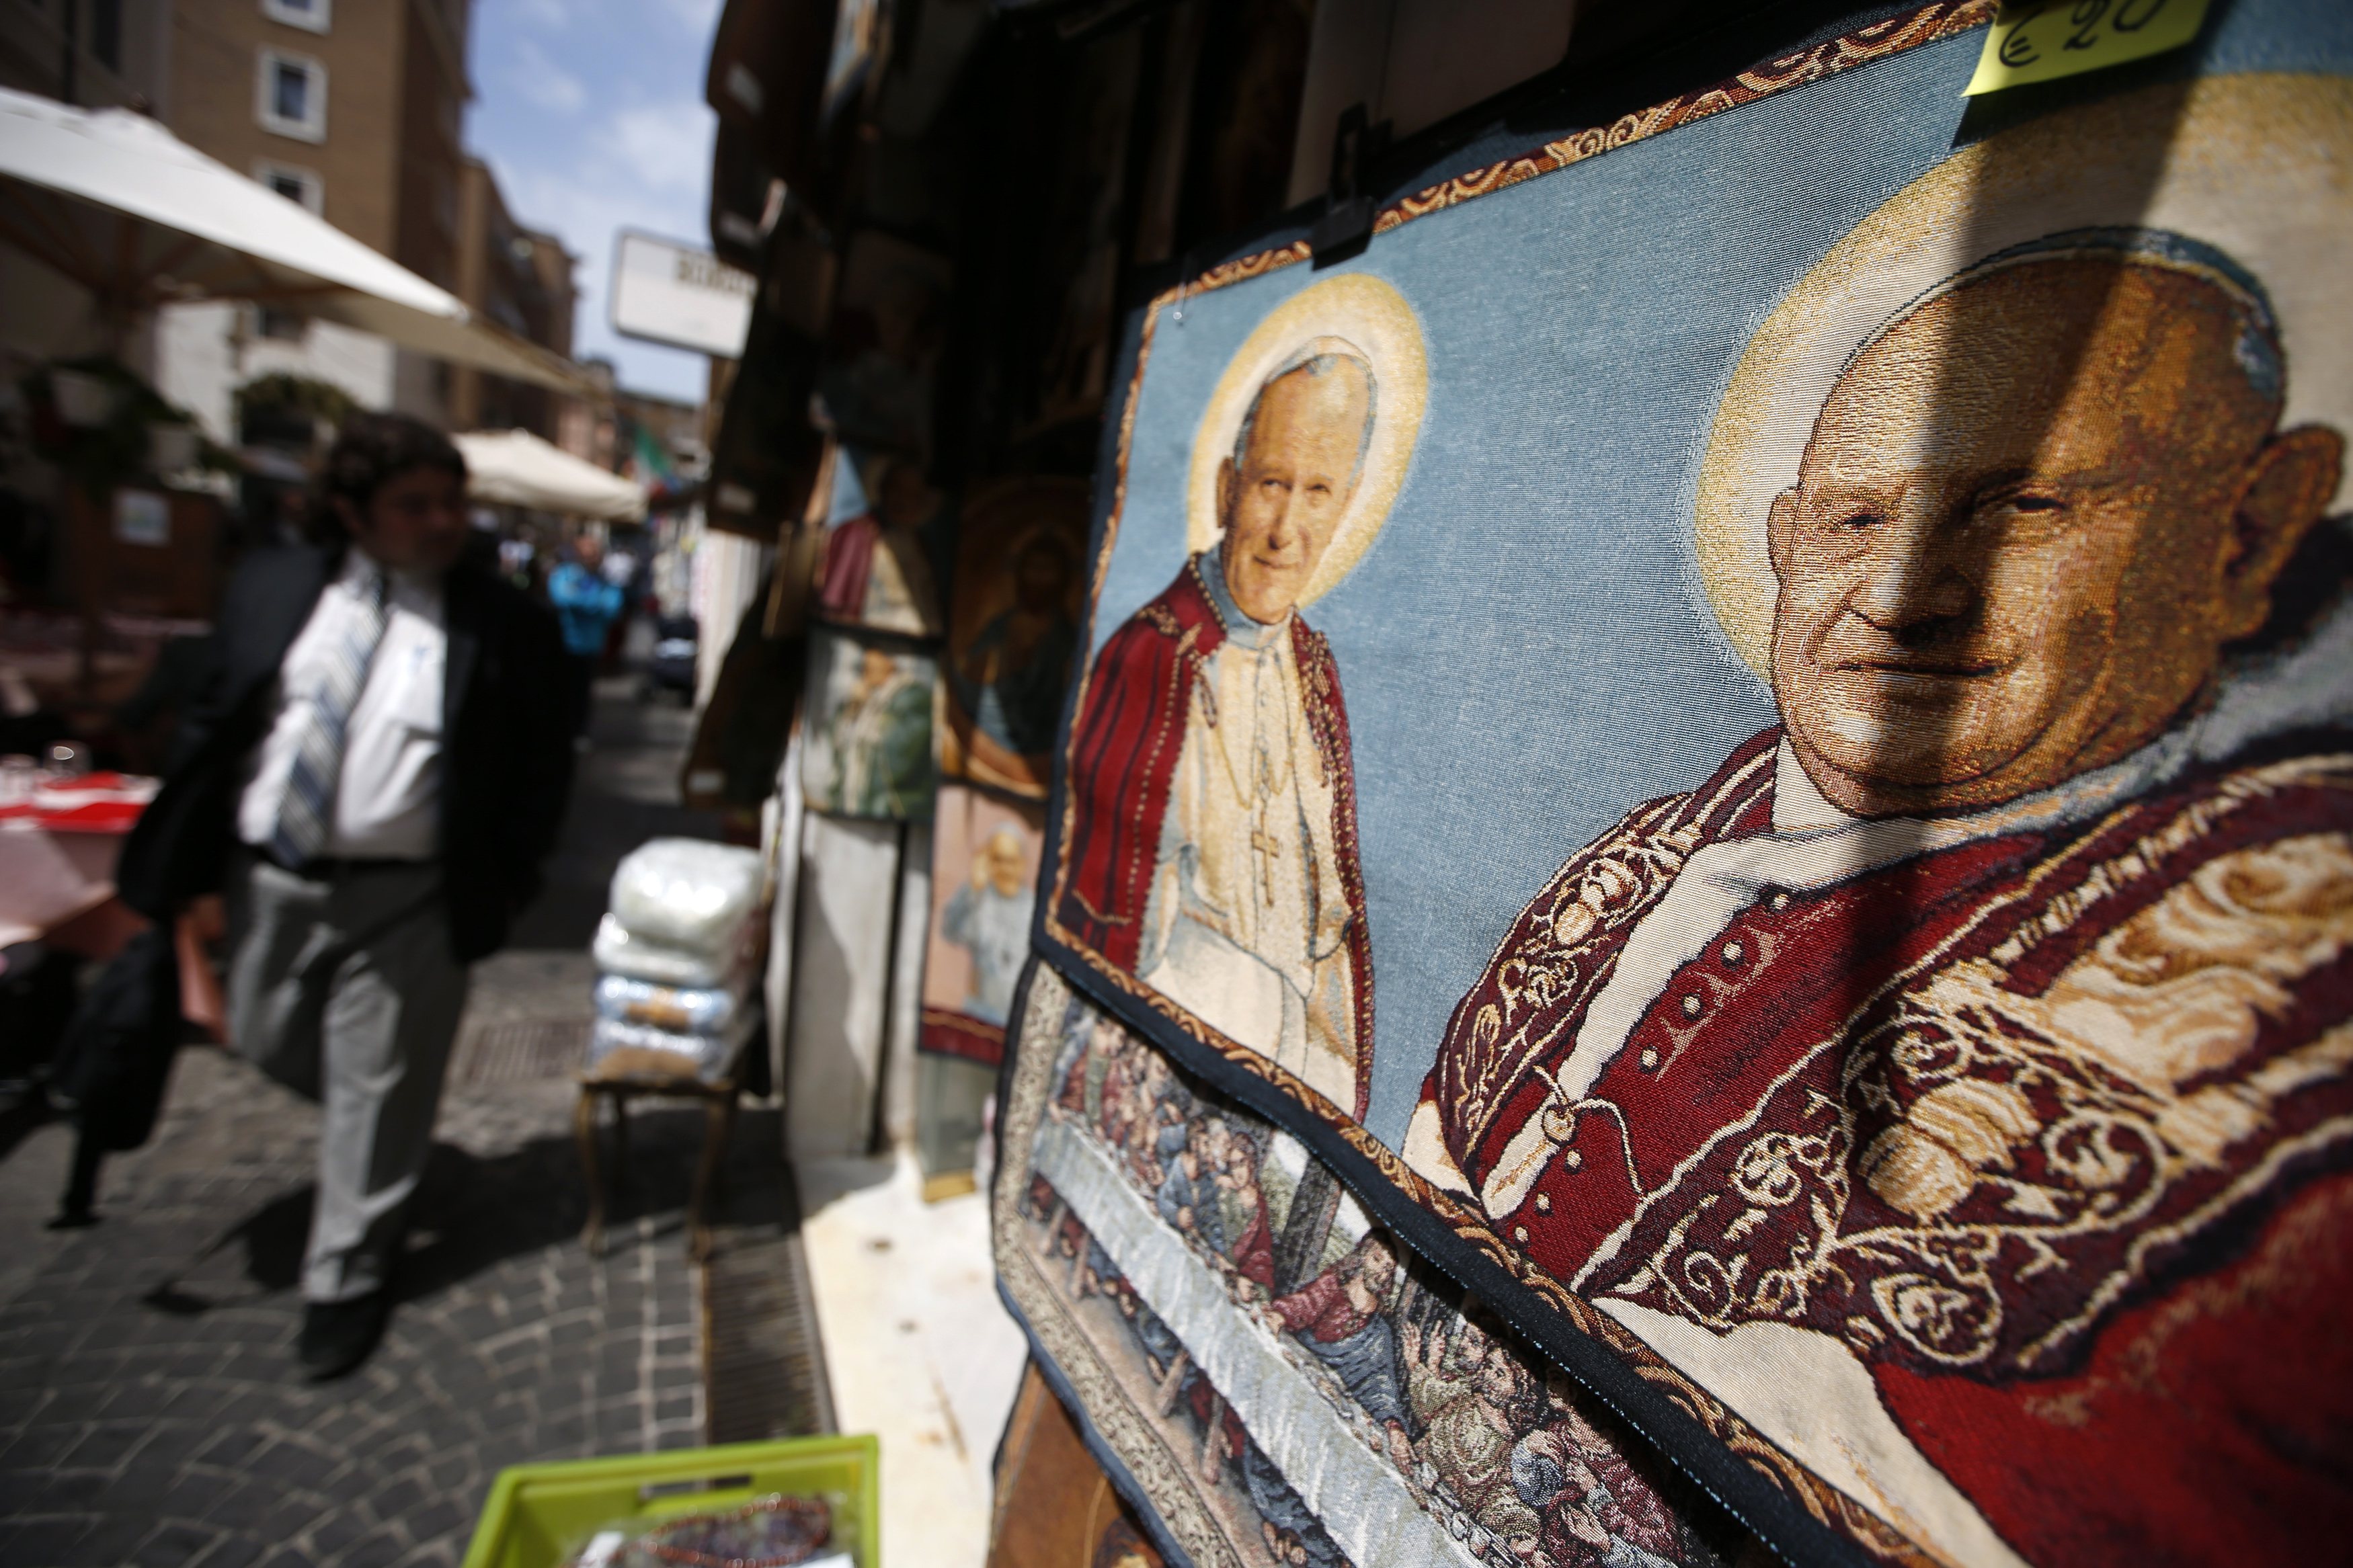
922,781,1047,1066
817,229,952,458
801,628,939,821
941,477,1092,799
1027,4,2353,1564
814,449,950,638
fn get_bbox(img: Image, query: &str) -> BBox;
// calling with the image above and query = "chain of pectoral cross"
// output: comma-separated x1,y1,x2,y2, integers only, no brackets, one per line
1203,642,1297,909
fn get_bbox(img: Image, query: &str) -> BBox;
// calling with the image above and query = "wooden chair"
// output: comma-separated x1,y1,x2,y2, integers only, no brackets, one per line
574,1042,744,1262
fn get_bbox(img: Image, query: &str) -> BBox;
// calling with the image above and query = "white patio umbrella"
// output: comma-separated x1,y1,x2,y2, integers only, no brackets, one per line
454,429,646,522
0,87,589,392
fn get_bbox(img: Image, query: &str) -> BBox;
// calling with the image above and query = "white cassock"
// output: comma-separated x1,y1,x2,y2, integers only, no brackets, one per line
1137,563,1357,1110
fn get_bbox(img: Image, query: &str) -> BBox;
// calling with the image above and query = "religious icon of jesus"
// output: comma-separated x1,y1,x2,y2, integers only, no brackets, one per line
1056,339,1386,1117
1408,220,2352,1567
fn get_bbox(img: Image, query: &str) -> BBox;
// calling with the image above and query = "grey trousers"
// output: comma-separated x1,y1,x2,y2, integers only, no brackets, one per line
224,852,469,1303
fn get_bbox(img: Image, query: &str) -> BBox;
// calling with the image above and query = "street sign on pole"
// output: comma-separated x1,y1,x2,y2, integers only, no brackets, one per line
610,230,755,358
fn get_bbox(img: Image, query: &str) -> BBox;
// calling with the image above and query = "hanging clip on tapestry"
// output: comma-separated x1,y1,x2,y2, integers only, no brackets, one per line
1311,103,1390,266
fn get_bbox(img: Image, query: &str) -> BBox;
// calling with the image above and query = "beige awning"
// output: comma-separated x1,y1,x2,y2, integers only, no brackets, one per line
0,87,592,393
454,429,646,522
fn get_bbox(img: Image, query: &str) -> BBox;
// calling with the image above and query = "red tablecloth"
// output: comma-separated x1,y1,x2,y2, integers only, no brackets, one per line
0,770,158,833
0,772,157,950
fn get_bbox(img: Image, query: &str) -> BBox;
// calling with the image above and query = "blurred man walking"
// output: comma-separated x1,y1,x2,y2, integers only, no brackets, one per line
119,414,574,1378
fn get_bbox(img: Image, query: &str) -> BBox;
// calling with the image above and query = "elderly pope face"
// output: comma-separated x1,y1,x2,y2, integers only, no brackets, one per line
1218,357,1374,625
1767,257,2344,817
978,825,1028,898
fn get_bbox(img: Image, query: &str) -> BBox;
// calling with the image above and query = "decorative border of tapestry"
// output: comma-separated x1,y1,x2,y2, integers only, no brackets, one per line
1025,2,2353,1563
994,962,1753,1568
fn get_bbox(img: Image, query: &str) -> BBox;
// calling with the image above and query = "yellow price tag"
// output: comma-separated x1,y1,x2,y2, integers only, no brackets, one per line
1962,0,2210,95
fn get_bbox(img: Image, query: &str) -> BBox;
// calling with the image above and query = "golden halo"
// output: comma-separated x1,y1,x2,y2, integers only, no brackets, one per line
1185,273,1428,606
1694,74,2353,677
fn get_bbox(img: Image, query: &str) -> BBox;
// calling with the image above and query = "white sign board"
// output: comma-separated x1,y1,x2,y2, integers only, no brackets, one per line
610,231,755,358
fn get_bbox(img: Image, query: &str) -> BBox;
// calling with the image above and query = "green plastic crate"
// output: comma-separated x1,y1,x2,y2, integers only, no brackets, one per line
459,1435,880,1568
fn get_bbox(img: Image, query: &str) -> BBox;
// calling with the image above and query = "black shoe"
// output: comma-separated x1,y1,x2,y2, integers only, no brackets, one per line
297,1292,393,1380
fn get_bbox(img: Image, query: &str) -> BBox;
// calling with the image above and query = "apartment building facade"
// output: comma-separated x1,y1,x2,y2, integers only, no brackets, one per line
143,0,474,443
2,0,175,113
449,155,577,436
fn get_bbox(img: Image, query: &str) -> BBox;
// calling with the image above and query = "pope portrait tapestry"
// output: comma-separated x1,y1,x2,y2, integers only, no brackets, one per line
1021,3,2353,1565
922,781,1045,1065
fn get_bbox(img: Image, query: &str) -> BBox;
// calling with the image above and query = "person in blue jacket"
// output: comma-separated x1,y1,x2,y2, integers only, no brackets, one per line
546,534,625,746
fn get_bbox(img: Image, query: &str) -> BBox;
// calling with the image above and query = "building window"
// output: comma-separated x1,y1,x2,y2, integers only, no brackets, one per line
253,161,323,214
255,48,327,142
261,0,329,33
91,0,121,71
251,304,307,341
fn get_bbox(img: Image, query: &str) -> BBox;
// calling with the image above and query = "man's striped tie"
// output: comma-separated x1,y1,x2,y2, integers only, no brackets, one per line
268,563,391,868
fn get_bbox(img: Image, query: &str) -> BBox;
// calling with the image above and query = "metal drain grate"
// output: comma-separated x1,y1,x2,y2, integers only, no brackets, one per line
450,1018,590,1087
703,1162,836,1443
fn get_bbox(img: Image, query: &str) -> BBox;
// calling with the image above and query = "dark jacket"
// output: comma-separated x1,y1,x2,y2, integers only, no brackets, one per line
116,544,575,962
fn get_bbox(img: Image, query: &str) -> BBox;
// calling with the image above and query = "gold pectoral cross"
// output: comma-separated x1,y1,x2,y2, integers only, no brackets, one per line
1250,819,1282,904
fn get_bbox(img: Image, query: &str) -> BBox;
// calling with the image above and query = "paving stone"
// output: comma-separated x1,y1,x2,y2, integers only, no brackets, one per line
194,1479,286,1534
403,1498,469,1547
42,1469,111,1508
57,1510,156,1566
127,1418,212,1473
105,1453,191,1510
192,1534,266,1568
153,1469,241,1524
192,1428,271,1470
132,1520,221,1567
366,1475,427,1524
7,1516,93,1562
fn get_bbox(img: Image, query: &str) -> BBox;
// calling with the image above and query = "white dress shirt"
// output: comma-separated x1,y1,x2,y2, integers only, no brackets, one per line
237,549,448,861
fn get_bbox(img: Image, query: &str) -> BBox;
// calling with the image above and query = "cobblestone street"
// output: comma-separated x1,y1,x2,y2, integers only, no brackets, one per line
0,680,815,1567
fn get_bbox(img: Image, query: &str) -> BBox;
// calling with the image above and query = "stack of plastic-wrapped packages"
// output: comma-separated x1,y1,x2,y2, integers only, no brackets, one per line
589,837,768,1083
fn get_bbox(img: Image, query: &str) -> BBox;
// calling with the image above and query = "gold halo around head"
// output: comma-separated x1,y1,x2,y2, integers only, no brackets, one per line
1186,272,1428,606
1694,73,2353,677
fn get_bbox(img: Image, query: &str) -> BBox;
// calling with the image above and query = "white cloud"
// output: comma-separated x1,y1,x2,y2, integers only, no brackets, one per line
660,0,723,39
598,101,715,193
510,38,586,114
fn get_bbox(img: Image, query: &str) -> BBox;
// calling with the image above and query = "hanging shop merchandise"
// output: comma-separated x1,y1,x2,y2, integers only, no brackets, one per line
919,475,1090,1070
920,782,1043,1069
1005,5,2353,1566
941,477,1091,800
996,964,1749,1568
801,628,939,822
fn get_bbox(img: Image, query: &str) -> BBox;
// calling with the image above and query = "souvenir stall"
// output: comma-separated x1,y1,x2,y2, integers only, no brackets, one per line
694,0,2353,1563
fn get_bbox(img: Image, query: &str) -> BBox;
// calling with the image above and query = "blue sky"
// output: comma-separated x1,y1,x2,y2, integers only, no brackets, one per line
465,0,722,403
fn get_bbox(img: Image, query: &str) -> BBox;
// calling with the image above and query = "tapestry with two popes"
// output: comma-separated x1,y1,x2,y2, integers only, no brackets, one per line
1001,1,2353,1564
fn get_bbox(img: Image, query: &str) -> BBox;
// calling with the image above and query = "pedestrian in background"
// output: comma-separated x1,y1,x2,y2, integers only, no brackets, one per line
547,534,625,749
116,413,575,1378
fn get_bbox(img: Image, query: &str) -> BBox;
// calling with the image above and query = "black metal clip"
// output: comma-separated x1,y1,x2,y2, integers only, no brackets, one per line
1310,103,1390,266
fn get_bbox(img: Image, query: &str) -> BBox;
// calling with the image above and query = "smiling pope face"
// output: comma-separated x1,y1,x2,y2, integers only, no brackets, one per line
1766,257,2343,818
1218,356,1373,625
